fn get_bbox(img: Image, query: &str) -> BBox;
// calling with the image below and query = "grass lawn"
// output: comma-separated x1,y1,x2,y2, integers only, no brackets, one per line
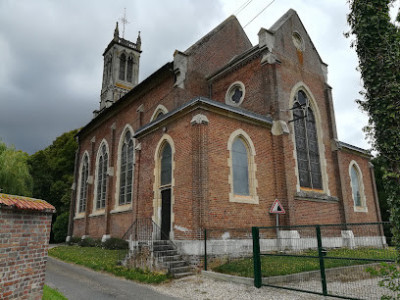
42,285,67,300
213,247,397,278
49,245,168,284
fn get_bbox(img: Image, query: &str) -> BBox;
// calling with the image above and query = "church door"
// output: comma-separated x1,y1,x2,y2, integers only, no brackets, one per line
161,188,171,240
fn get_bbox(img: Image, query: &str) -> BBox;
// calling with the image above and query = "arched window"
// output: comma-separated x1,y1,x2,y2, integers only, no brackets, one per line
350,165,361,207
78,154,89,213
232,138,249,195
127,57,133,83
228,130,258,204
96,144,108,210
348,161,367,212
119,53,126,80
160,143,172,186
293,90,322,189
150,105,168,122
119,131,134,205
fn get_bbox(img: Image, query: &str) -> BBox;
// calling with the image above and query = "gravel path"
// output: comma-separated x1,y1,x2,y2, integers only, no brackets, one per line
150,273,398,300
150,275,329,300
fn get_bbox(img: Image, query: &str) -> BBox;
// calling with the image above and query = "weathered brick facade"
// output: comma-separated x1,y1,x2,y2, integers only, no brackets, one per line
0,194,55,300
68,10,381,247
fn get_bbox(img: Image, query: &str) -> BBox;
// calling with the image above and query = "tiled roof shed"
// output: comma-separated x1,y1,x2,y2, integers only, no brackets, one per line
0,193,56,213
0,193,55,300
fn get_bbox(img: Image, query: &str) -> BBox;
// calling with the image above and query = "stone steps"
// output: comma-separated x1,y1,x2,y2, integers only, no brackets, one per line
153,240,192,278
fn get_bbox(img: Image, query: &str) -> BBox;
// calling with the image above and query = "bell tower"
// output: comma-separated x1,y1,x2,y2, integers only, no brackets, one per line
99,22,141,111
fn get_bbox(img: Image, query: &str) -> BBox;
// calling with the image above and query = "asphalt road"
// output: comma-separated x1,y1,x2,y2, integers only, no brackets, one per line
45,257,180,300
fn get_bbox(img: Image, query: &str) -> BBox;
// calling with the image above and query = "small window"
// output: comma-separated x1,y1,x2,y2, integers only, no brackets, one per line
96,144,108,210
78,154,89,213
119,54,126,80
160,143,172,186
350,166,361,207
225,81,245,106
119,131,134,205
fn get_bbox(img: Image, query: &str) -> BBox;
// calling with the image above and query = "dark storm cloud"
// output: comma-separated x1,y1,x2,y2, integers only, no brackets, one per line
0,0,224,154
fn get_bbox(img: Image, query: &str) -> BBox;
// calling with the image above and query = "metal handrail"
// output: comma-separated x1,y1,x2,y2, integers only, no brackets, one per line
122,219,137,241
122,218,164,246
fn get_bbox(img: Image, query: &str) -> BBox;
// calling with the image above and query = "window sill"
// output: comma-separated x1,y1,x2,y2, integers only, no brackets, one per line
229,193,259,204
354,206,368,213
89,210,105,218
74,213,85,220
295,190,338,203
110,205,132,214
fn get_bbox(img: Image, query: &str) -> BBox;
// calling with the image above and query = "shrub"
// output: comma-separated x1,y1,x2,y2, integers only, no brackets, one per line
78,237,101,247
68,236,81,245
102,237,129,250
52,212,69,243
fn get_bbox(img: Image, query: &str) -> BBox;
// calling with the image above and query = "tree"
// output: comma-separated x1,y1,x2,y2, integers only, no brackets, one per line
347,0,400,246
0,140,33,196
29,129,78,214
29,129,78,241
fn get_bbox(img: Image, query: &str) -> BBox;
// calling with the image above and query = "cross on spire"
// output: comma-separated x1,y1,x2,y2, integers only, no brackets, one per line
119,8,129,38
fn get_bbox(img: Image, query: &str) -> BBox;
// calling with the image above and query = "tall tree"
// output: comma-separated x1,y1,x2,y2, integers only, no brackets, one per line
0,141,33,196
347,1,400,245
29,129,78,214
29,129,78,242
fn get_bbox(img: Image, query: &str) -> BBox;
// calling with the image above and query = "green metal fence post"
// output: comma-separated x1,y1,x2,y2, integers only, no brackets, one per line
252,226,262,288
204,228,207,271
316,225,328,296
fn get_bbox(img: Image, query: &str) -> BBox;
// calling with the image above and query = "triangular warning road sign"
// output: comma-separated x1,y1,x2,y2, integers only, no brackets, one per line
269,199,286,214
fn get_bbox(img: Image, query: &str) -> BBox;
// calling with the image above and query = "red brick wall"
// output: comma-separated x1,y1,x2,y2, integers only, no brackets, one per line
338,150,381,223
0,209,52,300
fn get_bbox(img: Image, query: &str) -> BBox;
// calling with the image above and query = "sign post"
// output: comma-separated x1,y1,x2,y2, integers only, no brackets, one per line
269,199,286,250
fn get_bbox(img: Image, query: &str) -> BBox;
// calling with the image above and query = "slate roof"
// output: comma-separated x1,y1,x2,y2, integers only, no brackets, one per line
337,141,371,156
134,96,273,138
0,193,56,213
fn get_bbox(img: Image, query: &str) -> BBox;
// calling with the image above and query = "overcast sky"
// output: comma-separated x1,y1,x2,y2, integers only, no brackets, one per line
1,0,396,154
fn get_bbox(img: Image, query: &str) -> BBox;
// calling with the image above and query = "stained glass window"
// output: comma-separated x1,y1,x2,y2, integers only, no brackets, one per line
293,90,322,189
96,144,108,209
78,155,89,213
119,131,134,205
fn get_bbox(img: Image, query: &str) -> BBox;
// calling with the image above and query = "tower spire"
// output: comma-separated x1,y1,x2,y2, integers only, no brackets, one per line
114,22,119,41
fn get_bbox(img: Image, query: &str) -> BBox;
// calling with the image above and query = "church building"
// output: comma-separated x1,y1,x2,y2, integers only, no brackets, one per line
67,10,382,249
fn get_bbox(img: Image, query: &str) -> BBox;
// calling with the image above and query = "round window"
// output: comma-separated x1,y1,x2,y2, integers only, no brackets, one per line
225,81,245,106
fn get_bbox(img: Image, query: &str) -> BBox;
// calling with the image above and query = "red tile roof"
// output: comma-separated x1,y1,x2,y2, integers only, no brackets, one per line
0,193,56,213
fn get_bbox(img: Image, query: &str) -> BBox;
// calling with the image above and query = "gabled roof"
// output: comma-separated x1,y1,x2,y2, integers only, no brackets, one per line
184,15,252,55
0,193,56,213
268,9,327,66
